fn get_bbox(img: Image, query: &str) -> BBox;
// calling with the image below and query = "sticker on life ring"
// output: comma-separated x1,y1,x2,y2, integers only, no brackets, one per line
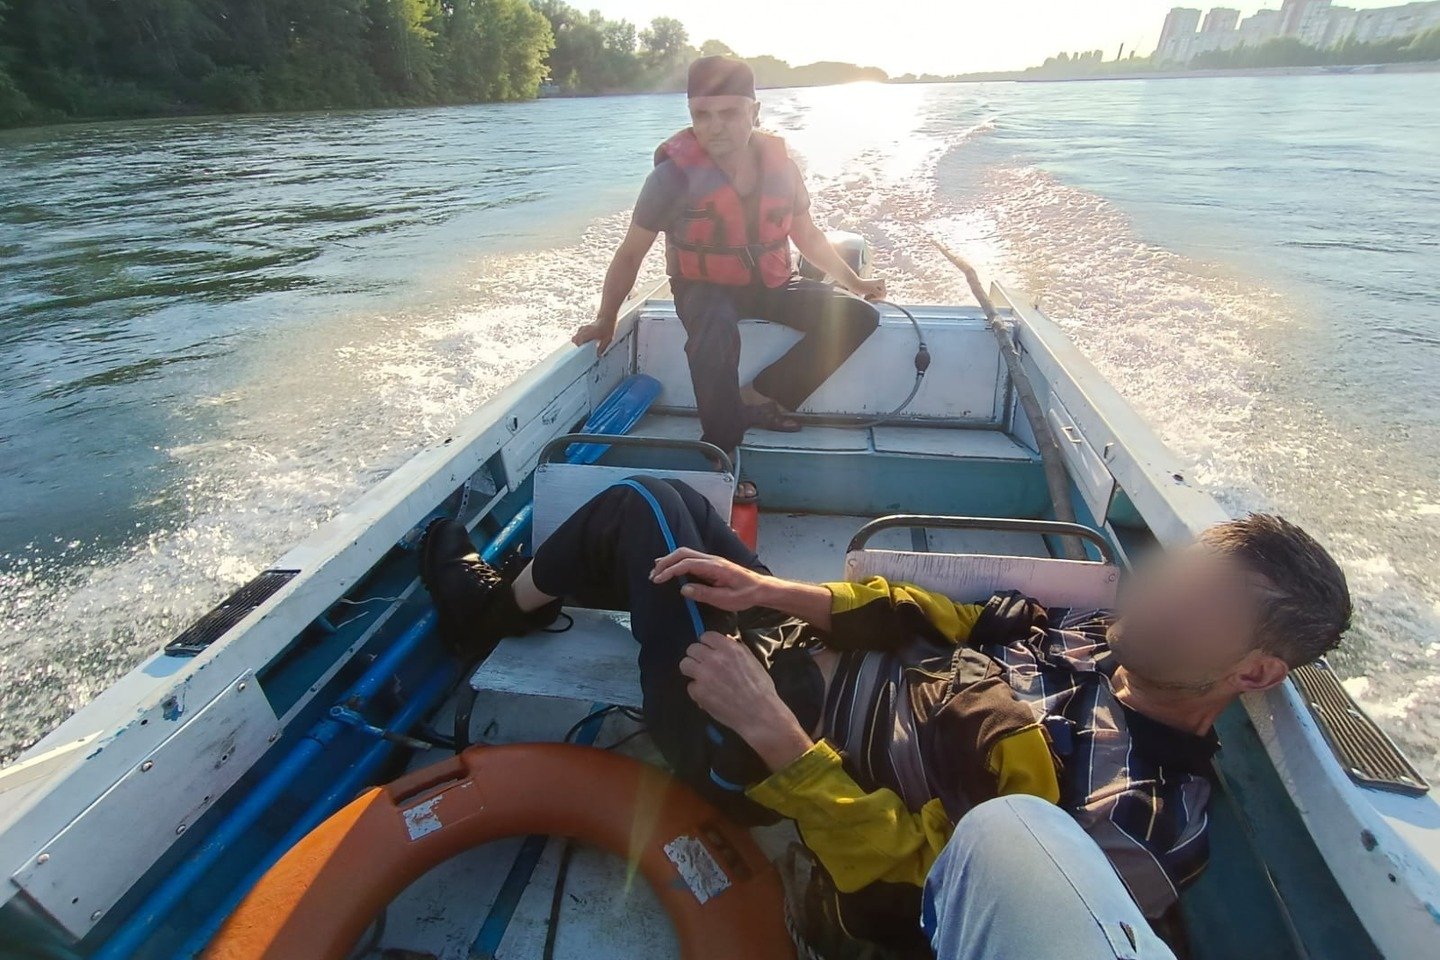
402,797,444,841
663,835,731,904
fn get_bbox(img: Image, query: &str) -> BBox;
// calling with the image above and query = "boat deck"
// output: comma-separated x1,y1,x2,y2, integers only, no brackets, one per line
1,290,1417,960
372,507,1053,959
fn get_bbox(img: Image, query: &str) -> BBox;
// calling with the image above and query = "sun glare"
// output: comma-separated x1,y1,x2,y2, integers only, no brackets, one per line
770,81,938,182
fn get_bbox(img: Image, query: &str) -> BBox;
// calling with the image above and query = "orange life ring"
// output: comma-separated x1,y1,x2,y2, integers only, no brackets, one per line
204,742,795,959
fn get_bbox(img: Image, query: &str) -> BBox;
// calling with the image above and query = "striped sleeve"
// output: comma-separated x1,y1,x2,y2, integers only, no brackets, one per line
1075,774,1213,918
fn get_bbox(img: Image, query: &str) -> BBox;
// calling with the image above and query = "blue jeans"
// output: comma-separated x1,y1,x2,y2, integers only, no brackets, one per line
922,796,1178,960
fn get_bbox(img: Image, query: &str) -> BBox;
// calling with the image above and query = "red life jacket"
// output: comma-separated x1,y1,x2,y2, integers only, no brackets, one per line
654,128,796,287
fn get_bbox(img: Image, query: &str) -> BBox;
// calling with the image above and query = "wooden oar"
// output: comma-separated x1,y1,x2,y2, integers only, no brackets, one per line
929,238,1087,560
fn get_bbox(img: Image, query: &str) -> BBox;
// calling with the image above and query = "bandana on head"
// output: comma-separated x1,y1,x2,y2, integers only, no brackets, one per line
687,56,756,99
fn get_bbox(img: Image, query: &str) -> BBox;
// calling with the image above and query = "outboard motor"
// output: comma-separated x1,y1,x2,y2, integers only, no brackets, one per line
798,231,873,281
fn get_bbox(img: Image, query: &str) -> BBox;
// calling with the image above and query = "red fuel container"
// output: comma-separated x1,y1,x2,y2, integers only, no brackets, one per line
731,483,759,551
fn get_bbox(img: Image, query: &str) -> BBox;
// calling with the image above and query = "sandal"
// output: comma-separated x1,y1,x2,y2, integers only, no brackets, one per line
744,399,802,433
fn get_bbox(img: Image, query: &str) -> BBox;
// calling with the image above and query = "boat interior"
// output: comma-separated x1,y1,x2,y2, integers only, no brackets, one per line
1,288,1429,960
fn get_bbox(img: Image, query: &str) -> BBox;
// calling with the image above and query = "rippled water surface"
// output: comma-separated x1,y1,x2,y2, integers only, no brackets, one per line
2,76,1437,774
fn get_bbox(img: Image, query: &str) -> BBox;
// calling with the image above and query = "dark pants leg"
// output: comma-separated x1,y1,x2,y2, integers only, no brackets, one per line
527,477,777,817
749,277,879,411
672,280,749,454
673,277,879,450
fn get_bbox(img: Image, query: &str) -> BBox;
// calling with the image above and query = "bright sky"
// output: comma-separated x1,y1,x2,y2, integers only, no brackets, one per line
589,0,1414,74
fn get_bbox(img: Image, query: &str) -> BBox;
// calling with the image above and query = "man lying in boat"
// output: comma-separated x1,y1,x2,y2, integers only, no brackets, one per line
419,478,1351,949
572,56,884,453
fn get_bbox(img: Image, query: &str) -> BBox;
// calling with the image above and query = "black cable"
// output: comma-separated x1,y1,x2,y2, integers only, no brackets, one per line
562,705,623,744
856,299,930,429
541,840,577,960
605,727,651,752
452,687,479,753
541,709,648,959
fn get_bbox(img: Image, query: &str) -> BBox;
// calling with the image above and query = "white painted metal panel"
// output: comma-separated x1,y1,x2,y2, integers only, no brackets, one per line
637,414,1034,460
635,309,1005,422
1045,389,1116,522
845,550,1119,610
992,283,1440,959
1246,682,1440,960
871,426,1033,460
743,425,870,451
531,463,735,551
635,413,870,452
497,378,591,486
11,672,278,936
470,610,642,709
0,285,673,920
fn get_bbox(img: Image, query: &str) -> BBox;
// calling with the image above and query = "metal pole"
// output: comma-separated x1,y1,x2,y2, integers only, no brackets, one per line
929,238,1087,560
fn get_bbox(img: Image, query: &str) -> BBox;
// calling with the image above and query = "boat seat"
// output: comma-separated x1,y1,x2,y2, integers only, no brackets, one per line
471,516,1119,713
530,432,736,552
476,433,739,711
469,608,641,709
844,516,1120,609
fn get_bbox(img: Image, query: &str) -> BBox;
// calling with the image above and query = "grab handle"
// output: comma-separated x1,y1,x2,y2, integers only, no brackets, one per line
540,433,733,474
848,515,1115,564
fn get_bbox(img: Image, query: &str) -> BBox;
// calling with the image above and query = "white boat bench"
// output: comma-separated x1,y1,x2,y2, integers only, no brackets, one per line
470,608,643,709
469,514,1118,716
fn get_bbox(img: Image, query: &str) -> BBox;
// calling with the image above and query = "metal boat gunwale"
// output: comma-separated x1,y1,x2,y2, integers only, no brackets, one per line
992,287,1440,957
0,280,1434,959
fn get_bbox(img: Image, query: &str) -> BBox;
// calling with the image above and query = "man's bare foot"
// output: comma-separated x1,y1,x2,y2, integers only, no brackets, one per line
744,399,802,432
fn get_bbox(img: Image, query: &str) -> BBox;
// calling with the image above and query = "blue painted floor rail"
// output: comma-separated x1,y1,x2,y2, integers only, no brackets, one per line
94,372,664,959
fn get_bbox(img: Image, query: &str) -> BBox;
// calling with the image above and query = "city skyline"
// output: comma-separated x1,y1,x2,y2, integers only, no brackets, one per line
1154,0,1440,62
580,0,1434,75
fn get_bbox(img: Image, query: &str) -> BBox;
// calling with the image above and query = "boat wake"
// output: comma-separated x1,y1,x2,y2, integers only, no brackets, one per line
0,214,666,763
3,85,1435,782
779,95,1439,780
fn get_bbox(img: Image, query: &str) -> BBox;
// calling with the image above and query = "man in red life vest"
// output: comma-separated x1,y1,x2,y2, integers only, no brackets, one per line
573,56,884,453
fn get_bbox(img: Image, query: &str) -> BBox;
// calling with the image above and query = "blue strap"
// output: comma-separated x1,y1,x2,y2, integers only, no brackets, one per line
616,479,707,638
616,479,743,793
469,703,611,958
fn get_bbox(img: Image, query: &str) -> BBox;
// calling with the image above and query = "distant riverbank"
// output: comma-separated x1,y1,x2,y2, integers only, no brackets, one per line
1014,59,1440,83
3,72,1438,779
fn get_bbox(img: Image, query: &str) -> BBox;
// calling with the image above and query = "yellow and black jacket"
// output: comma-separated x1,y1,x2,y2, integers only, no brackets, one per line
746,577,1061,947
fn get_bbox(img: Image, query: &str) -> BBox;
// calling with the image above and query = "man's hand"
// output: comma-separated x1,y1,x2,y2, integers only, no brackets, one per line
679,631,814,771
584,222,658,355
850,276,886,301
572,317,617,354
654,548,836,630
651,548,772,612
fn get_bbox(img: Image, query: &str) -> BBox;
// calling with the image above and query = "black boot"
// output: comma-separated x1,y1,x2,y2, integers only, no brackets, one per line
419,519,561,661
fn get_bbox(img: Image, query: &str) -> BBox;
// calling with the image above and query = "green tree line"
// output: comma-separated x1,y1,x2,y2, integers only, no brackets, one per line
0,1,886,128
532,6,883,95
0,0,553,127
1189,27,1440,69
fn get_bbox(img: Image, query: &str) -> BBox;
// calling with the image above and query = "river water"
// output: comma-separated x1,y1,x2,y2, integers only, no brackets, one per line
1,76,1437,775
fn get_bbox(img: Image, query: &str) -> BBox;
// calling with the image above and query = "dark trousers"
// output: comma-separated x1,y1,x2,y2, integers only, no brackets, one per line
672,276,879,453
528,476,807,820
